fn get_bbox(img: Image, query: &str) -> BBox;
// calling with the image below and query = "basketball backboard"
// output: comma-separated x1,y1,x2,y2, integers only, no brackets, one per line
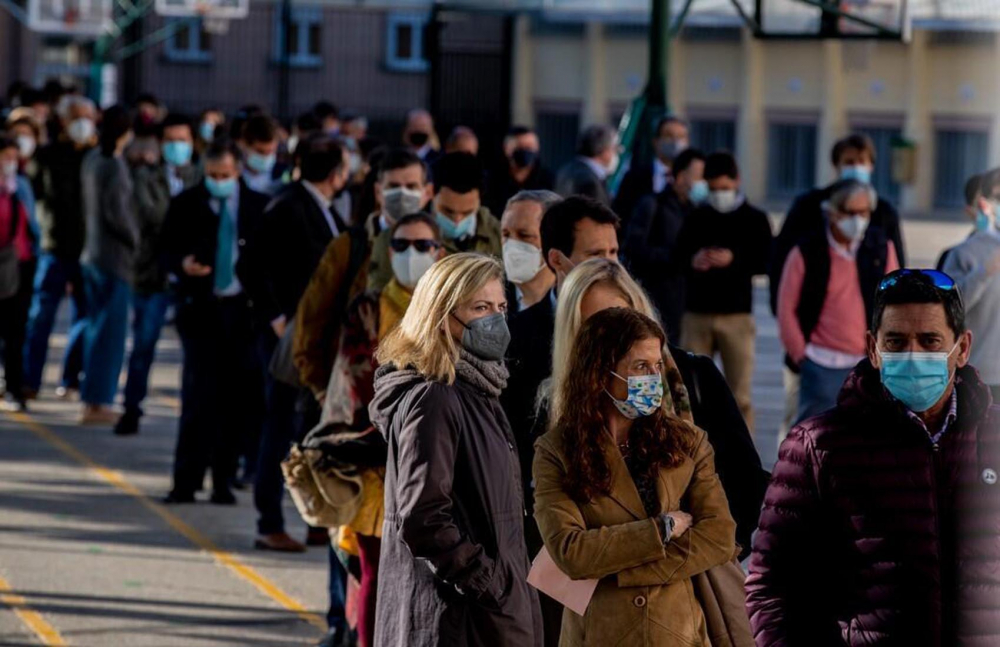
154,0,248,19
755,0,911,41
27,0,114,36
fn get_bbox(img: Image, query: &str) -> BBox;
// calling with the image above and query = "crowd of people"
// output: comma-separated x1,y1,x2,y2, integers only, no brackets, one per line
1,80,999,647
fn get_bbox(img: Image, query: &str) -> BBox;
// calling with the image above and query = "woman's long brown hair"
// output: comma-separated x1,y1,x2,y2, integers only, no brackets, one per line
556,308,695,503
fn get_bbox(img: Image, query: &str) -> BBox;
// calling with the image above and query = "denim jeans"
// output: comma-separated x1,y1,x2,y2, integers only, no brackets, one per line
23,253,87,391
327,544,347,635
80,264,131,406
796,358,854,425
123,291,171,414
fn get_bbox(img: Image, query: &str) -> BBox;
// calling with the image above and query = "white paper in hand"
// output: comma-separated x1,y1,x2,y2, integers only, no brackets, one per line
526,546,599,616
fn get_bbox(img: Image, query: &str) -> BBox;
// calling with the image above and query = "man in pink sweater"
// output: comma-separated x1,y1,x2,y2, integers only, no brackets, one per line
777,179,899,424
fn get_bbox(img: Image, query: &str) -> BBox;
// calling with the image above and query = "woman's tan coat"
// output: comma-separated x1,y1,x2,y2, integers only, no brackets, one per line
532,424,737,646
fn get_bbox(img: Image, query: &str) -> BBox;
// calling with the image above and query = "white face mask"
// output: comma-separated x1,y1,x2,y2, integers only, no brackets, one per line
708,189,741,213
606,152,621,175
15,136,35,159
835,214,870,242
67,118,95,145
503,238,544,285
382,186,425,222
391,248,437,289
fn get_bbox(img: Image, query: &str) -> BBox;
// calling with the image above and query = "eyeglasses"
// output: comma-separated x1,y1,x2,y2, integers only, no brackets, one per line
390,238,441,254
878,269,957,293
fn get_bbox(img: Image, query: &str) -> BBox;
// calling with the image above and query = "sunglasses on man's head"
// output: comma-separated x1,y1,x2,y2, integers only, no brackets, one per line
878,269,957,293
390,239,441,254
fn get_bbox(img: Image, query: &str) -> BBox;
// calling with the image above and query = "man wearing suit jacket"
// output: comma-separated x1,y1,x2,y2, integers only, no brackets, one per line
613,115,690,229
159,139,270,506
242,134,350,553
554,124,619,207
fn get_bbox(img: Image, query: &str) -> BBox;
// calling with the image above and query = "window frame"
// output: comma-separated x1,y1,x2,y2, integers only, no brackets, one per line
272,5,323,69
933,126,990,210
766,119,819,201
164,18,213,64
385,12,429,73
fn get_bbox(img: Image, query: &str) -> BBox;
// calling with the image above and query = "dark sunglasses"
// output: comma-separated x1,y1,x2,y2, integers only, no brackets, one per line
390,238,441,254
878,269,957,293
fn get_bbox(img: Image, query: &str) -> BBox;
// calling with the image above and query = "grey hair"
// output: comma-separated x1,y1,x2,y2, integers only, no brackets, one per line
823,179,878,214
577,124,617,158
504,189,562,215
56,94,96,121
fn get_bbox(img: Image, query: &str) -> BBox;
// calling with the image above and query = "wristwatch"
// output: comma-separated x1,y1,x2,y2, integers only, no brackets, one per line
657,513,675,545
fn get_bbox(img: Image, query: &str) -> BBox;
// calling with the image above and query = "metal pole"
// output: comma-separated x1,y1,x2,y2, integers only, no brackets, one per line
644,0,669,110
277,0,292,120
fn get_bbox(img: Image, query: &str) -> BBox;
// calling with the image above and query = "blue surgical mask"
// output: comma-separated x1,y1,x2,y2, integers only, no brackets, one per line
435,211,477,241
199,121,216,142
976,210,992,232
161,141,193,167
205,176,238,199
246,152,276,175
840,165,872,184
688,180,709,205
879,342,959,413
606,372,663,419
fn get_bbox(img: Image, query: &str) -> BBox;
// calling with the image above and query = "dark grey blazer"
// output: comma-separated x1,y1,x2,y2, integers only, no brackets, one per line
554,157,611,206
80,150,140,284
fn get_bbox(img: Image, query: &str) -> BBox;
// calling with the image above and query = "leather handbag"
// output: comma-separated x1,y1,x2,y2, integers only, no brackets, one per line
692,558,755,647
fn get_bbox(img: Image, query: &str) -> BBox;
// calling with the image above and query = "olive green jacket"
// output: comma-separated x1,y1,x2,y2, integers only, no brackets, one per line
532,424,737,646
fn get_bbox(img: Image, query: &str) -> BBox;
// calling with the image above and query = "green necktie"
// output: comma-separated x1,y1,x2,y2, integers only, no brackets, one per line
214,198,235,292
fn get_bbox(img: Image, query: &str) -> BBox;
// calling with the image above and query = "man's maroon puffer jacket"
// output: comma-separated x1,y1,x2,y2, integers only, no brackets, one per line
746,361,1000,647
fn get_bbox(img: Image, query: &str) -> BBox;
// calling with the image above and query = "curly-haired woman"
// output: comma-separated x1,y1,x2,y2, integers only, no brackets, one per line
533,307,737,646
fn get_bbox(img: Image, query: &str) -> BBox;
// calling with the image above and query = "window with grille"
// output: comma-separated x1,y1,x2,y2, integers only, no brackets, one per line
165,19,212,63
934,129,988,209
273,6,322,68
767,122,817,200
690,119,736,155
386,13,429,73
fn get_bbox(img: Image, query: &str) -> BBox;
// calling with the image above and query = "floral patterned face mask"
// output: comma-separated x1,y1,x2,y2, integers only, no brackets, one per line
605,372,664,420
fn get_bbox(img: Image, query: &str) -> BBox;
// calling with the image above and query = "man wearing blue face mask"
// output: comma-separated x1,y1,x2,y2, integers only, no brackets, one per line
943,195,1000,402
158,139,270,505
624,147,706,345
240,114,285,195
431,152,501,257
748,269,1000,646
117,113,203,435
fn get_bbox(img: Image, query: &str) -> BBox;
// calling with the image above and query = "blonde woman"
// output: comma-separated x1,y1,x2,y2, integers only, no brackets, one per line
544,259,766,559
369,253,541,647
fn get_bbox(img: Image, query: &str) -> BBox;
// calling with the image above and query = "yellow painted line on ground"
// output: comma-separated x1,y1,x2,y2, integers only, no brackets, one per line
0,572,67,646
6,412,327,634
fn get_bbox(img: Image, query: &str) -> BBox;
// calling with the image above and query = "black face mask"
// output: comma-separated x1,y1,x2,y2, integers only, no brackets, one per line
409,132,430,148
511,148,538,169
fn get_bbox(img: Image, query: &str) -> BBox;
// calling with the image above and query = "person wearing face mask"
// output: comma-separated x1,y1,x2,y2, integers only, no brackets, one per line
23,95,97,401
748,269,1000,646
369,252,542,647
485,126,555,218
942,194,1000,401
613,115,689,230
555,124,619,207
772,134,906,316
309,213,444,647
500,190,559,314
777,180,899,426
937,174,986,271
402,108,441,167
429,152,501,257
240,114,285,195
533,307,740,647
6,114,43,200
678,151,771,432
78,106,139,425
195,107,225,154
158,139,270,504
241,135,352,553
624,147,706,345
115,113,203,436
0,136,40,411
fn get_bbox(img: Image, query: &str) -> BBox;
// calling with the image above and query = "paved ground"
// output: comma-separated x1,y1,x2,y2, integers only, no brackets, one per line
0,217,971,646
